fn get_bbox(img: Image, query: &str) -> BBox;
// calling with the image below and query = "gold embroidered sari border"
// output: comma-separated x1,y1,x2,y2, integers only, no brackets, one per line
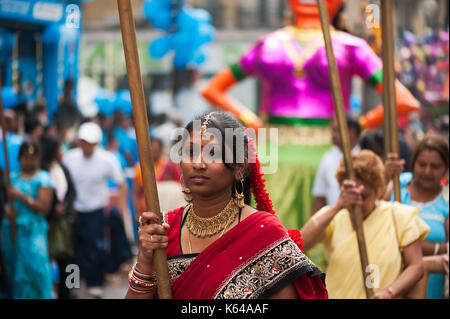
213,237,315,299
168,255,197,283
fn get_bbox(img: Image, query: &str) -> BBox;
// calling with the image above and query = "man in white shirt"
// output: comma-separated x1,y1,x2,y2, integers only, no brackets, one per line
310,115,361,215
63,122,127,298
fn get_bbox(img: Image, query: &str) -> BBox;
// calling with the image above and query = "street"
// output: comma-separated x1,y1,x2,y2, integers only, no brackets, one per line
70,259,135,299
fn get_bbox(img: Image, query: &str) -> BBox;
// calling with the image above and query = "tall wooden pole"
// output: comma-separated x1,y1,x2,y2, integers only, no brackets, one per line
317,0,373,298
381,0,401,202
117,0,172,299
0,72,17,244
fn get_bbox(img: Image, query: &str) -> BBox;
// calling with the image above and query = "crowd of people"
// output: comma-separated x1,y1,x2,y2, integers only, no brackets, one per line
0,0,448,300
0,90,448,300
0,85,184,299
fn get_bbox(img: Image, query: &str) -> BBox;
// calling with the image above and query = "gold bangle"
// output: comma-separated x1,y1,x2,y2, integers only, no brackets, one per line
131,279,157,288
128,270,157,288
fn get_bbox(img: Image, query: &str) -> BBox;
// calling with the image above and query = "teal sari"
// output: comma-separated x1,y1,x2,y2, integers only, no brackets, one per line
1,170,54,299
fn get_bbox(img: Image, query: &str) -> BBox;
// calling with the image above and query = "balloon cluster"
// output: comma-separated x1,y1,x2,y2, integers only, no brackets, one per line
95,88,132,116
77,77,133,118
143,0,215,69
397,30,449,106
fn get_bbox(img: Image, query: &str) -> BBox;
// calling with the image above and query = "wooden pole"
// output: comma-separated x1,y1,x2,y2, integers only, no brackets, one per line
116,0,172,299
317,0,373,298
0,71,17,244
381,0,401,202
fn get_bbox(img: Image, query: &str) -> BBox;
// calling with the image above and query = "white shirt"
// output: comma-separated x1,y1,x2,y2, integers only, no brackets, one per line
312,145,361,206
50,162,68,202
62,147,125,212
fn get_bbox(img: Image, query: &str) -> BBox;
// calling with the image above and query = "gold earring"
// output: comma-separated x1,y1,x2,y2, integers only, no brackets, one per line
180,177,192,202
234,179,245,208
182,186,192,203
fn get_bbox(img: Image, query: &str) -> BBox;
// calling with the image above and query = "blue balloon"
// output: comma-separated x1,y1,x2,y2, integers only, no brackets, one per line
149,36,171,59
143,0,172,31
193,49,206,65
350,93,362,114
189,8,212,24
174,50,195,69
151,11,173,31
198,24,215,44
115,90,132,115
143,0,215,68
1,86,19,109
170,32,191,52
142,0,160,20
177,9,200,32
95,88,116,116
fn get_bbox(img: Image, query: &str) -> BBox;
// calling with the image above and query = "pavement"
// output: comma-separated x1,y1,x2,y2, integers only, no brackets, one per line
69,259,136,299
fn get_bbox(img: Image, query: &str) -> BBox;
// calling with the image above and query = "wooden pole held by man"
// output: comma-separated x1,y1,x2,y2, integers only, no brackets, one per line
117,0,172,299
0,72,17,245
317,0,373,298
381,0,401,202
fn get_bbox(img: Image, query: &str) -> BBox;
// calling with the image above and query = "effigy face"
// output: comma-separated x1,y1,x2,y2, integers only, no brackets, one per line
287,0,343,19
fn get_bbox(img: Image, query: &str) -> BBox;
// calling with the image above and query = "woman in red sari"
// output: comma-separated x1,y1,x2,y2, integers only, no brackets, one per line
126,112,327,299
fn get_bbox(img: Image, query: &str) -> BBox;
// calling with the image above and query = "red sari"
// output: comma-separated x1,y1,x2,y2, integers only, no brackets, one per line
162,207,328,299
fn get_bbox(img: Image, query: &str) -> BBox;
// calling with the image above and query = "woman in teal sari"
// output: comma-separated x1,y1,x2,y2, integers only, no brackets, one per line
1,140,55,299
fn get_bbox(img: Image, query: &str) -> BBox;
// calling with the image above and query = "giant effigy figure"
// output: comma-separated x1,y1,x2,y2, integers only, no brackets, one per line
201,0,421,232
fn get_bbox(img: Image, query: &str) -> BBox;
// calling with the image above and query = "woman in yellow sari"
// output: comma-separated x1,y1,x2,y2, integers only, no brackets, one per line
301,150,429,299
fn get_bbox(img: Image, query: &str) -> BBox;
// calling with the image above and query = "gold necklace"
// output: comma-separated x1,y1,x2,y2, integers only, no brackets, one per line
185,199,240,239
187,216,230,254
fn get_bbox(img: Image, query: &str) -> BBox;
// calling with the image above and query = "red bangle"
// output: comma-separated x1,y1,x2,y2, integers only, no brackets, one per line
134,264,156,280
387,287,395,298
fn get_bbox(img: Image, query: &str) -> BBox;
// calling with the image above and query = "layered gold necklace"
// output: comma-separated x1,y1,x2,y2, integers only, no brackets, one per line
185,199,240,239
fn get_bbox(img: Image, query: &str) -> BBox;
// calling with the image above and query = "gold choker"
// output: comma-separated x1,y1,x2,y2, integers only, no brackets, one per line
185,199,240,238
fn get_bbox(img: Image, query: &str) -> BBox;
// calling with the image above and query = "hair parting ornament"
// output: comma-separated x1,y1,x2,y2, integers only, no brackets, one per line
200,112,214,137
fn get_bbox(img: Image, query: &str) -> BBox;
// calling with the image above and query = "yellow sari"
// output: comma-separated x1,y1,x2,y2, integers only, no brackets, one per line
313,201,429,299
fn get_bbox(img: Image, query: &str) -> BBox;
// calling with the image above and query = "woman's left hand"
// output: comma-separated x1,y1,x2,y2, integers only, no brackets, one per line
7,186,22,200
384,153,405,181
4,206,15,220
370,289,394,299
